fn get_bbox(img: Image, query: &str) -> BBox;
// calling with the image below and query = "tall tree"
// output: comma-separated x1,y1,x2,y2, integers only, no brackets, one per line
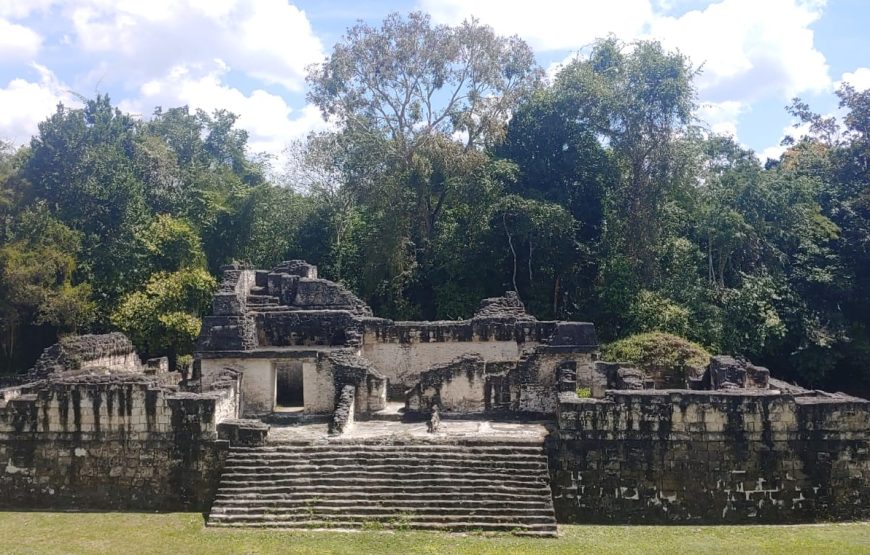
24,96,149,308
306,11,541,318
555,38,698,281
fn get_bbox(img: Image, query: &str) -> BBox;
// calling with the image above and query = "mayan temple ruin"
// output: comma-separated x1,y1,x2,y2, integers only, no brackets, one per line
1,260,869,535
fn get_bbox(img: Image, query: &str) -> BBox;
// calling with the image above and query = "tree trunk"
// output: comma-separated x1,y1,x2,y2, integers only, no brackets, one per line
503,213,518,293
553,274,561,317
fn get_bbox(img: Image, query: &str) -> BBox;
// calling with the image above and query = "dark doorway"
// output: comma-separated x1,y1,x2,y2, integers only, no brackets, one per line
276,362,304,407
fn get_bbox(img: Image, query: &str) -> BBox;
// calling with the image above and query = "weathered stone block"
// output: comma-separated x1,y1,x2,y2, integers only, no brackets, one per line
216,419,269,447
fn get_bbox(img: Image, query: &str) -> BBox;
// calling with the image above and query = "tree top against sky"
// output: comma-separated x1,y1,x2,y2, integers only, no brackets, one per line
0,0,868,164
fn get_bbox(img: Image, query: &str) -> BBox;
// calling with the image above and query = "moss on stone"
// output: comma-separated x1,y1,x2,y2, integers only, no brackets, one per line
601,332,711,388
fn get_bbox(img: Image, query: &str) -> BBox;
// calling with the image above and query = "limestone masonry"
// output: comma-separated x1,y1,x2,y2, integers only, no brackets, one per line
1,261,868,530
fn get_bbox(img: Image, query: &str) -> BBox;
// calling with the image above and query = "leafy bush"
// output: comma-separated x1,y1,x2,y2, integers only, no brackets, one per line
629,290,691,337
601,332,712,388
111,268,216,365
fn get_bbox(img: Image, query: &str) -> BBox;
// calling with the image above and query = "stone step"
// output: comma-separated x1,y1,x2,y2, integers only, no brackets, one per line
211,505,551,516
223,458,547,470
219,469,546,481
224,456,546,467
360,410,406,422
209,512,555,524
261,413,329,426
215,483,551,495
213,489,551,501
206,520,558,535
223,458,544,468
217,468,549,482
227,447,546,456
209,512,556,526
245,439,546,448
217,481,547,492
211,497,552,509
224,464,546,478
246,295,279,306
208,439,557,535
212,498,553,514
225,454,546,464
227,444,546,454
230,444,546,455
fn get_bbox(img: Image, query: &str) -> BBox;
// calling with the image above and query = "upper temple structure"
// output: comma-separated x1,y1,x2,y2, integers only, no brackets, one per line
194,260,599,419
1,260,868,533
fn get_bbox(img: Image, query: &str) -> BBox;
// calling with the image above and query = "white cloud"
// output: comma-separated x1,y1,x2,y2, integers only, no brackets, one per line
425,0,831,158
697,100,746,138
837,68,870,91
0,0,840,161
0,18,42,61
66,0,323,92
759,143,786,162
422,0,654,52
649,0,830,102
425,0,830,104
119,61,329,162
0,0,55,19
0,1,327,162
0,65,78,146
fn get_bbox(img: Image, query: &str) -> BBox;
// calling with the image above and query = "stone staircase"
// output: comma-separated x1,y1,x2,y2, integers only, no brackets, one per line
207,439,558,535
246,286,280,309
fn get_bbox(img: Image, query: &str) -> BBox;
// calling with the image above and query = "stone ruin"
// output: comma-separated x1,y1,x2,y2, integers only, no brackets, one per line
0,260,868,529
195,262,597,419
0,332,234,509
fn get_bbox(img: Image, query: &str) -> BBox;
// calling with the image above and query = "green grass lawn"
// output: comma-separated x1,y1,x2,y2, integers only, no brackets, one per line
1,512,868,555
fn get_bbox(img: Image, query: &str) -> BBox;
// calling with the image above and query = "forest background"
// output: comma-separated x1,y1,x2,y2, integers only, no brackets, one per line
1,12,868,396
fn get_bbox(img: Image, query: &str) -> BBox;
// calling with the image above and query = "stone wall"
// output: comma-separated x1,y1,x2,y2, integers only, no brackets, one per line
404,347,597,416
0,377,232,510
512,347,596,414
363,336,525,398
201,357,275,416
29,333,141,379
256,311,361,347
359,319,598,400
327,350,387,415
199,352,333,417
550,389,870,523
407,354,488,413
197,265,257,352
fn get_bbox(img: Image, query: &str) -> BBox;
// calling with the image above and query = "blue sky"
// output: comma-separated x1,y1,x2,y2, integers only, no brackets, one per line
1,0,868,166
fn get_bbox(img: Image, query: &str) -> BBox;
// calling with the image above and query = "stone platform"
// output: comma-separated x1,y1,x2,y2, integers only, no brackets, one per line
267,419,553,444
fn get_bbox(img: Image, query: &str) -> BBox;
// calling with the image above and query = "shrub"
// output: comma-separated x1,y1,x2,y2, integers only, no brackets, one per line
601,332,712,388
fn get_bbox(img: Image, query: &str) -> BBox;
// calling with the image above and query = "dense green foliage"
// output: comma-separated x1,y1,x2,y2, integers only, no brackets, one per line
111,269,216,371
1,12,869,395
601,332,712,388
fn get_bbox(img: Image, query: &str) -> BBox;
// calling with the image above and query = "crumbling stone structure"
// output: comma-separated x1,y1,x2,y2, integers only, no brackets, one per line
552,388,870,522
191,261,870,523
0,260,867,526
0,334,235,510
195,262,597,419
28,332,141,380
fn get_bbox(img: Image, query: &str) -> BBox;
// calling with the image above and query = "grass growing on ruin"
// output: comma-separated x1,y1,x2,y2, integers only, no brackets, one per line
1,512,868,555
